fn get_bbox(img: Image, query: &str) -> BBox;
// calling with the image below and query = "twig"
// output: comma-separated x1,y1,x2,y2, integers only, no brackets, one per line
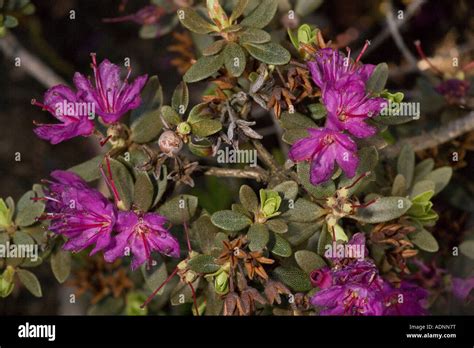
385,1,418,69
381,110,474,158
363,0,425,56
201,166,268,182
0,31,66,88
251,139,280,172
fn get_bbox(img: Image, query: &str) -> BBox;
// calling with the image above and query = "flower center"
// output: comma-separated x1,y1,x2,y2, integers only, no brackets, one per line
322,134,334,145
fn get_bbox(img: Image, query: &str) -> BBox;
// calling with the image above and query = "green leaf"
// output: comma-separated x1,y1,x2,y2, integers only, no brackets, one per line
409,229,439,252
4,15,19,28
152,165,168,208
133,171,154,212
338,146,378,194
282,129,309,144
282,198,325,222
139,24,159,39
280,111,316,129
294,250,327,274
352,197,412,223
459,240,474,259
88,297,124,315
15,191,45,227
188,254,220,273
240,0,278,29
202,39,227,56
171,278,200,305
171,81,189,115
247,223,269,251
410,180,435,199
273,266,311,292
188,138,214,157
125,292,148,316
223,42,246,77
158,195,199,224
243,42,290,65
69,155,103,182
12,230,35,247
106,158,134,210
142,263,167,294
317,224,331,255
413,158,435,184
424,167,452,195
17,269,42,297
397,144,415,188
51,248,71,284
269,233,292,257
366,63,389,94
183,54,224,83
211,210,252,231
130,76,163,143
230,0,249,22
297,162,336,199
239,185,259,213
190,215,220,254
295,0,323,17
308,103,327,120
160,105,181,126
239,28,271,44
189,116,222,137
266,218,288,234
391,174,407,196
286,221,320,246
178,7,217,34
271,181,299,201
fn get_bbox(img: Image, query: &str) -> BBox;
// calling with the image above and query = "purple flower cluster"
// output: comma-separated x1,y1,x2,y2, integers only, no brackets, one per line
42,170,179,270
310,233,427,316
310,262,427,316
289,47,386,185
32,54,147,145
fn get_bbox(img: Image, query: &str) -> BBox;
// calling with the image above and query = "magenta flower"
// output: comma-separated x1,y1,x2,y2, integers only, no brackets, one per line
289,128,358,185
43,170,117,255
311,283,383,315
310,267,332,289
451,277,474,300
74,54,148,124
32,85,94,144
310,259,385,316
104,211,180,270
307,46,375,93
323,78,386,138
382,281,428,315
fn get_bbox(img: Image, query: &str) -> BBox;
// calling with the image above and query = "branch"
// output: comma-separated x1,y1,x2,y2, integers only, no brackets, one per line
0,31,66,88
385,1,418,69
201,166,268,182
364,0,425,56
251,139,280,172
381,111,474,158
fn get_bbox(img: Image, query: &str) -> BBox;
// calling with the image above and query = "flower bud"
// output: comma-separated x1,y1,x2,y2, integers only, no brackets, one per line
176,122,192,135
214,269,230,295
158,130,183,156
206,0,229,29
259,189,282,218
0,198,13,229
0,266,15,298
